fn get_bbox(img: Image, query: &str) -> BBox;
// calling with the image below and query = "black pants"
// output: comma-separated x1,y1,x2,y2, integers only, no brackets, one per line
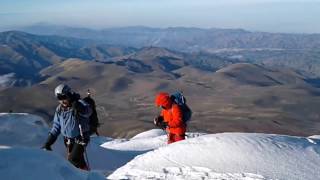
64,137,89,169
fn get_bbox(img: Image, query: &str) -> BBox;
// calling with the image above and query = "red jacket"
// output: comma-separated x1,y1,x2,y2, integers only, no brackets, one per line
161,103,186,135
155,92,186,135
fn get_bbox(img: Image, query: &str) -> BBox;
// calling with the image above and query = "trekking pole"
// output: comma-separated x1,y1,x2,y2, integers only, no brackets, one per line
83,147,90,171
66,138,71,159
79,124,91,171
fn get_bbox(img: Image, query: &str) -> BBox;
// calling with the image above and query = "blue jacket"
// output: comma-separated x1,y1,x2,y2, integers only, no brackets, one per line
50,99,92,138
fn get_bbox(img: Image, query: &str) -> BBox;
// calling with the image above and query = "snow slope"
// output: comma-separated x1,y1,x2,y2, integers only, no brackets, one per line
1,113,320,180
0,113,49,147
0,113,104,180
109,133,320,180
102,129,167,151
0,146,104,180
0,113,176,177
102,129,206,152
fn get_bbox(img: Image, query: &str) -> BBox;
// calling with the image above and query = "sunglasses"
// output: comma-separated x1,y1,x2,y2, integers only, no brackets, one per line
56,93,68,100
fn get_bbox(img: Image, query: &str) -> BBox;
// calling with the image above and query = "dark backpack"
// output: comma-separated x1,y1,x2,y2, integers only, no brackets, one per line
170,91,192,123
83,93,100,136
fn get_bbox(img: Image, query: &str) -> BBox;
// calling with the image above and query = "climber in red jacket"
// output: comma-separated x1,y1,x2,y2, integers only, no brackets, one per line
154,92,186,144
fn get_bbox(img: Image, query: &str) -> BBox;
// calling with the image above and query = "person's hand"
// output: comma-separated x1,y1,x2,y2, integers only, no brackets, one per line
154,116,164,126
41,133,57,151
159,121,168,129
153,117,158,125
154,116,167,129
41,144,52,151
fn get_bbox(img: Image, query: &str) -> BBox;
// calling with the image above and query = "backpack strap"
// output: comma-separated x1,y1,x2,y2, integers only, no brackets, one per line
56,104,62,114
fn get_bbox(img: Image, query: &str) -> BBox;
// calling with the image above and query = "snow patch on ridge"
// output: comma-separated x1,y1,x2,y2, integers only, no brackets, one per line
109,133,320,180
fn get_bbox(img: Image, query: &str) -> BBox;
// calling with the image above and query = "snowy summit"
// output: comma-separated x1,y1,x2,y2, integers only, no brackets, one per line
0,113,320,180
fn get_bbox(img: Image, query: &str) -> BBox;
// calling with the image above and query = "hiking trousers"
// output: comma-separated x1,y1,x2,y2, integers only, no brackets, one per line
64,137,89,170
168,133,185,144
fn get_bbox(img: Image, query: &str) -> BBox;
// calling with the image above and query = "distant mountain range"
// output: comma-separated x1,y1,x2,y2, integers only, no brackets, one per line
1,30,320,137
0,31,239,87
15,25,320,77
2,30,320,81
20,24,320,51
0,31,136,86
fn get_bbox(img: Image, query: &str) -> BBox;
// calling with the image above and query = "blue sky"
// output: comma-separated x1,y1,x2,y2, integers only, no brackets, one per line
1,0,320,33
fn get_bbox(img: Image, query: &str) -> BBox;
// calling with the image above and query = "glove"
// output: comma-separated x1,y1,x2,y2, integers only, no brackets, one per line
159,121,168,130
154,116,164,126
154,116,167,129
41,133,57,151
42,145,52,151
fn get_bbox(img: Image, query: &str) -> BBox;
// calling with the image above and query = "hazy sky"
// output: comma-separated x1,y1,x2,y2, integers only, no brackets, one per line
1,0,320,33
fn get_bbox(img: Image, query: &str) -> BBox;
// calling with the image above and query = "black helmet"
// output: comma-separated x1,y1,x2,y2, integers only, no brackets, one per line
54,84,72,100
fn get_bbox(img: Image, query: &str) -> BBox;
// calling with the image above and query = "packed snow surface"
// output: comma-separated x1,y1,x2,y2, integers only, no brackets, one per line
109,133,320,180
1,113,320,180
0,113,48,147
0,146,104,180
0,113,104,180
